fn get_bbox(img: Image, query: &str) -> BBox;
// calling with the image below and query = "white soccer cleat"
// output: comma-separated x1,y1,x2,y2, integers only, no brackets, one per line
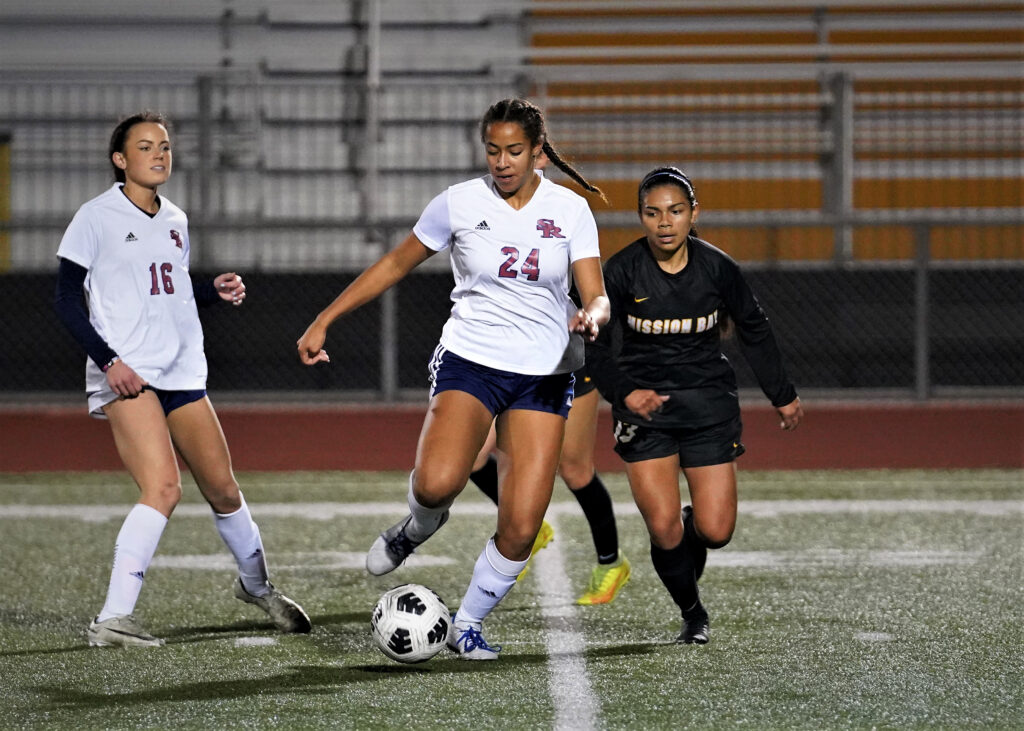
446,618,501,660
87,614,164,647
233,577,312,634
366,511,449,576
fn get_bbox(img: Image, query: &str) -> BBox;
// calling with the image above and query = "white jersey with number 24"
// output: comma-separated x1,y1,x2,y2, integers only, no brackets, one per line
413,173,600,375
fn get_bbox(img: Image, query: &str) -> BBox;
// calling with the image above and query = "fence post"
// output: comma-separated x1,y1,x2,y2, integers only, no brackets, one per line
359,1,397,400
914,224,931,400
824,72,853,262
380,283,398,401
0,132,10,272
195,75,214,269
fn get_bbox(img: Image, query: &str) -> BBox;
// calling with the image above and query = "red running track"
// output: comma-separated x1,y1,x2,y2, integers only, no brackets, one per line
1,402,1021,472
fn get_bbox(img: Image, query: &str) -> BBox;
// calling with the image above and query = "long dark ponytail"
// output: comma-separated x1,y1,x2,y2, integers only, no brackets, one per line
480,98,607,204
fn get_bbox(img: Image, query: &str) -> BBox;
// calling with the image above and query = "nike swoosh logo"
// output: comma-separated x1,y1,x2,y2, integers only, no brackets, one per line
634,296,649,303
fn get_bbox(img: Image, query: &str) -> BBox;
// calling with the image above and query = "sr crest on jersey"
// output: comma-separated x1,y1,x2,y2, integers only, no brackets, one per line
626,309,719,335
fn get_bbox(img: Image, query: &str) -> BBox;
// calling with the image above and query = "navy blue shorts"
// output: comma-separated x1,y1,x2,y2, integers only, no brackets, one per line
142,386,207,416
612,414,745,467
428,345,574,418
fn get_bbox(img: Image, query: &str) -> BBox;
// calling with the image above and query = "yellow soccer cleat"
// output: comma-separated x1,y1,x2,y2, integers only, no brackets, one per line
517,520,555,580
576,551,631,605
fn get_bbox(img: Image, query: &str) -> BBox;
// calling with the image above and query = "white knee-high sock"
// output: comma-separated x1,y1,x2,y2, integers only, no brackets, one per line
97,503,167,622
214,493,270,597
454,538,528,626
405,470,451,543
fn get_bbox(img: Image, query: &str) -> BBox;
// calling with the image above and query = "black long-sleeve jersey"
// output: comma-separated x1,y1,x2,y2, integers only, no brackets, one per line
587,235,797,429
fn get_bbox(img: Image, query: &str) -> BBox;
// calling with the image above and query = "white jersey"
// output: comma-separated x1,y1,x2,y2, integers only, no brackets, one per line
413,173,600,375
56,184,208,395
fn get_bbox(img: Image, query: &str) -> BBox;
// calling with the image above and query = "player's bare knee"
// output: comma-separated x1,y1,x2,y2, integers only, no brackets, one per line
647,516,684,549
703,532,733,549
412,470,464,507
142,481,182,512
208,489,242,514
558,461,592,489
199,479,241,514
697,523,733,549
493,531,532,562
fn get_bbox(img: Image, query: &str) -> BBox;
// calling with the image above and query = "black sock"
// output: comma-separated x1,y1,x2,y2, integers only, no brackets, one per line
682,507,708,581
469,454,499,506
650,540,699,614
570,473,619,564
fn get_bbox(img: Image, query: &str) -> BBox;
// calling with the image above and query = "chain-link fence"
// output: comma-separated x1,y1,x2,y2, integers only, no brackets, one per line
0,74,1020,399
3,225,1020,400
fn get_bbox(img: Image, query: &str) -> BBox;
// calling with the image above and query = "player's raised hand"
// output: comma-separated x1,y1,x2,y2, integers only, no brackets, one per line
297,322,331,365
214,272,246,306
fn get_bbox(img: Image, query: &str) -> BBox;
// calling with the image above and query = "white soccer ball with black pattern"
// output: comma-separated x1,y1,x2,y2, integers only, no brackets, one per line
370,583,450,663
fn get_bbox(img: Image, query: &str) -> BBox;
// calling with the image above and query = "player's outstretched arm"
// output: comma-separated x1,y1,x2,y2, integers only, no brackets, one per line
297,233,434,365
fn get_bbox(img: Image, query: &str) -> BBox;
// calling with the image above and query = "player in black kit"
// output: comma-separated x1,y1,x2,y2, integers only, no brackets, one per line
587,167,803,644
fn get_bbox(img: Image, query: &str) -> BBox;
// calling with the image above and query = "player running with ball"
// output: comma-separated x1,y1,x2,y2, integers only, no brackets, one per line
298,98,608,660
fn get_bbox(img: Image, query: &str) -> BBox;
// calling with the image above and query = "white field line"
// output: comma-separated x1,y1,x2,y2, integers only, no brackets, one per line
151,548,982,571
152,551,456,571
534,516,599,731
234,637,277,647
1,499,1021,522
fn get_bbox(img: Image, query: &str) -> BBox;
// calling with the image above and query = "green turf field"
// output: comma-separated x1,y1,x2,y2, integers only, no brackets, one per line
1,470,1021,730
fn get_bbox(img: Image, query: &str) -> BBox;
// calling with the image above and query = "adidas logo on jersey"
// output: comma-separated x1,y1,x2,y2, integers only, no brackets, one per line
124,232,138,242
475,220,490,230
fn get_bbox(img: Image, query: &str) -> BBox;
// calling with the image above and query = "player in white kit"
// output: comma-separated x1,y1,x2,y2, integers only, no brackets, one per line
54,112,310,647
297,98,610,659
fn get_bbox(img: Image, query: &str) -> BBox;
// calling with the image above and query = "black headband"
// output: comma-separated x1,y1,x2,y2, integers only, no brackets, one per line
639,168,696,203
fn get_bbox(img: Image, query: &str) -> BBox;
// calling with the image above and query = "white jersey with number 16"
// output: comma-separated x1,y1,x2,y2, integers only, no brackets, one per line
56,184,208,395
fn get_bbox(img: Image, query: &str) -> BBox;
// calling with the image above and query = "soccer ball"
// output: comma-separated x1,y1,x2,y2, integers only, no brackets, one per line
370,583,450,663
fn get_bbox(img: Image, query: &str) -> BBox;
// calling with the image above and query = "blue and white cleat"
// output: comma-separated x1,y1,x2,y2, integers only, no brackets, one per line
447,618,501,660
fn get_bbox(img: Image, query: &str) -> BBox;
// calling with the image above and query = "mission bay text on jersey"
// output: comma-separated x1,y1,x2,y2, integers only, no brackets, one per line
626,309,720,335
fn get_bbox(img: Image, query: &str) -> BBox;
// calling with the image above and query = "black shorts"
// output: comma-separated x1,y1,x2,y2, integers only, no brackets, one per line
574,363,597,398
612,414,745,467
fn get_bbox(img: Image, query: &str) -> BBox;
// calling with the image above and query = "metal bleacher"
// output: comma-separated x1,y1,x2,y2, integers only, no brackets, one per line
0,0,522,270
518,0,1023,262
0,0,1021,271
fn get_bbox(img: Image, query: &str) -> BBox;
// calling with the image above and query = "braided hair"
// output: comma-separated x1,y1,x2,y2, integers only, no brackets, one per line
480,98,607,204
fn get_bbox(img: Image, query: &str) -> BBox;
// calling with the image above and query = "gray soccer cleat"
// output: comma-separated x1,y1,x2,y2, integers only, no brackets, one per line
87,614,164,647
233,577,312,634
365,511,449,576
